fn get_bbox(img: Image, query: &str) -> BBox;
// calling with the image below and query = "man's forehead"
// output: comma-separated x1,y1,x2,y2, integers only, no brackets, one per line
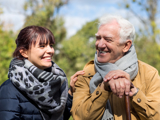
95,33,113,38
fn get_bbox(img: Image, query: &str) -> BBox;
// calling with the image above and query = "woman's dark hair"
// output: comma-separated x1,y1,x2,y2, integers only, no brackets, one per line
13,26,55,59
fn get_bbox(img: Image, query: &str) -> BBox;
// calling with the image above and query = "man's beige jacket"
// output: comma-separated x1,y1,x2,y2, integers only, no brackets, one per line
71,60,160,120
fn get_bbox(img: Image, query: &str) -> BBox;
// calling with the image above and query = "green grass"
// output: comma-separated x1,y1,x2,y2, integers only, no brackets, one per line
69,116,73,120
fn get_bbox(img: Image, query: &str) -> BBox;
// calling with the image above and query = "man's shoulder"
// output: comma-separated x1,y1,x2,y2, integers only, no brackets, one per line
138,60,158,72
138,60,159,79
83,60,95,76
84,60,94,68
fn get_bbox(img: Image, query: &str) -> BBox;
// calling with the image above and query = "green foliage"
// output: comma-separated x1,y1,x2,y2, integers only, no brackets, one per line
0,7,3,14
56,19,98,81
124,0,159,36
0,27,16,85
123,0,160,72
0,0,160,95
126,4,130,8
134,36,160,71
23,0,67,60
0,0,67,85
24,11,66,50
69,116,73,120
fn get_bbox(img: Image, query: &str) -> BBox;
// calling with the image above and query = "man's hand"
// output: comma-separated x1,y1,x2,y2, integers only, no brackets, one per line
100,70,138,98
103,70,130,82
108,78,131,98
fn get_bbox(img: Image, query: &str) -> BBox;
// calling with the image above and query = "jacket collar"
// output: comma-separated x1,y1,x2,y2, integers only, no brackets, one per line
83,60,96,77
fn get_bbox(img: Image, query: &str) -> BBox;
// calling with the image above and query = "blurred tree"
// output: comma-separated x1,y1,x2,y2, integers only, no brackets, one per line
23,0,68,60
123,0,160,71
123,0,160,37
0,6,16,85
56,19,98,81
0,25,16,85
57,0,160,81
134,36,160,71
0,0,68,85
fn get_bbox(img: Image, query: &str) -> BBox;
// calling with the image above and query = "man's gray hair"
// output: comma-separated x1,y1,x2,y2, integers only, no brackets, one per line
98,15,135,43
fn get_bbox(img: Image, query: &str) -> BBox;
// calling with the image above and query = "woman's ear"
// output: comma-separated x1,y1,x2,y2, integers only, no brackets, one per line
19,49,28,58
123,40,132,53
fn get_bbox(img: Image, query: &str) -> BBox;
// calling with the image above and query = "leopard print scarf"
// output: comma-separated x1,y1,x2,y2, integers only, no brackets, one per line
8,58,68,120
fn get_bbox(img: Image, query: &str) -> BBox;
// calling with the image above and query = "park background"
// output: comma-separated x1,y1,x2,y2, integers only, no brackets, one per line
0,0,160,119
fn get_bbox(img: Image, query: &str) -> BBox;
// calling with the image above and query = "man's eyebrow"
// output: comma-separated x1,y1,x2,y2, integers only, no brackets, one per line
95,33,113,39
95,33,99,36
104,36,113,39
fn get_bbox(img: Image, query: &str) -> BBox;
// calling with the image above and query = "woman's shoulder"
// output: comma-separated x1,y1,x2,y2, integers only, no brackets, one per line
0,79,14,91
0,79,11,87
0,80,42,119
0,79,20,99
0,79,29,102
0,79,36,109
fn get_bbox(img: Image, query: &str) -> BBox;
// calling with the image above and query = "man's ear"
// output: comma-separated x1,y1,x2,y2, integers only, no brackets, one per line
123,40,132,53
19,49,28,58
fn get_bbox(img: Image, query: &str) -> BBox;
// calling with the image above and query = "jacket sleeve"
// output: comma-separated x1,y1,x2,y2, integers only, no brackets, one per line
71,75,111,120
132,70,160,120
0,80,21,120
63,93,73,120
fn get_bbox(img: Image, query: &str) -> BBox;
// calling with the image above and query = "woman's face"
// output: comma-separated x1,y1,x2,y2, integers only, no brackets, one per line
23,39,54,70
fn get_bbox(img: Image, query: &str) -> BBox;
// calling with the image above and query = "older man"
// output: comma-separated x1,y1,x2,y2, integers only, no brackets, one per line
71,15,160,120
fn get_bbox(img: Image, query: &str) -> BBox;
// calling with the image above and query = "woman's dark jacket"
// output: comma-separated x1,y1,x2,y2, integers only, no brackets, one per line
0,79,72,120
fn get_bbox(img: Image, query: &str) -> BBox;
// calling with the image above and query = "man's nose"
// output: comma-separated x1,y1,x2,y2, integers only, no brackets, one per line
98,39,106,48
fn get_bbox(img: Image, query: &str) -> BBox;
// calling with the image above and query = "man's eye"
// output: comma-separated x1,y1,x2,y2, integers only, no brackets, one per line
106,39,112,42
104,38,112,42
96,36,101,40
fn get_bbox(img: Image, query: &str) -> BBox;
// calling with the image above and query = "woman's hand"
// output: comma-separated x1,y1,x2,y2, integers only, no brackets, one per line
69,70,85,95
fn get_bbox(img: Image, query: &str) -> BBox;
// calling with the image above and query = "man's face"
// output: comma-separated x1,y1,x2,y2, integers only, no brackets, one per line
95,21,125,63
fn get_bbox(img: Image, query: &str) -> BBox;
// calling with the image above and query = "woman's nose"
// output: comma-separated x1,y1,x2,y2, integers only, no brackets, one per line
46,45,54,53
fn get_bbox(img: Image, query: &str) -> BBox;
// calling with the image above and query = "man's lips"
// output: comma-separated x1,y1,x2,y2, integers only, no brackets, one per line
99,50,107,53
98,49,109,54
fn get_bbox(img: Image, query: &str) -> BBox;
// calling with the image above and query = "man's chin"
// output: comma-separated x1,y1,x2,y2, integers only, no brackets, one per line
97,58,109,63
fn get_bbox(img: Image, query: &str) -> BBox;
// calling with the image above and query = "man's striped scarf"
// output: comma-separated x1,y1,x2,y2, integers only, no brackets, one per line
8,58,68,120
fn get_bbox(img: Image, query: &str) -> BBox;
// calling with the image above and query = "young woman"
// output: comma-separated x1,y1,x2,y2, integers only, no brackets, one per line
0,26,84,120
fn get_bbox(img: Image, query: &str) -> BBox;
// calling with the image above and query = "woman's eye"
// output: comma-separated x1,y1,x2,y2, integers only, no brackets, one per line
50,44,54,48
40,45,45,48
